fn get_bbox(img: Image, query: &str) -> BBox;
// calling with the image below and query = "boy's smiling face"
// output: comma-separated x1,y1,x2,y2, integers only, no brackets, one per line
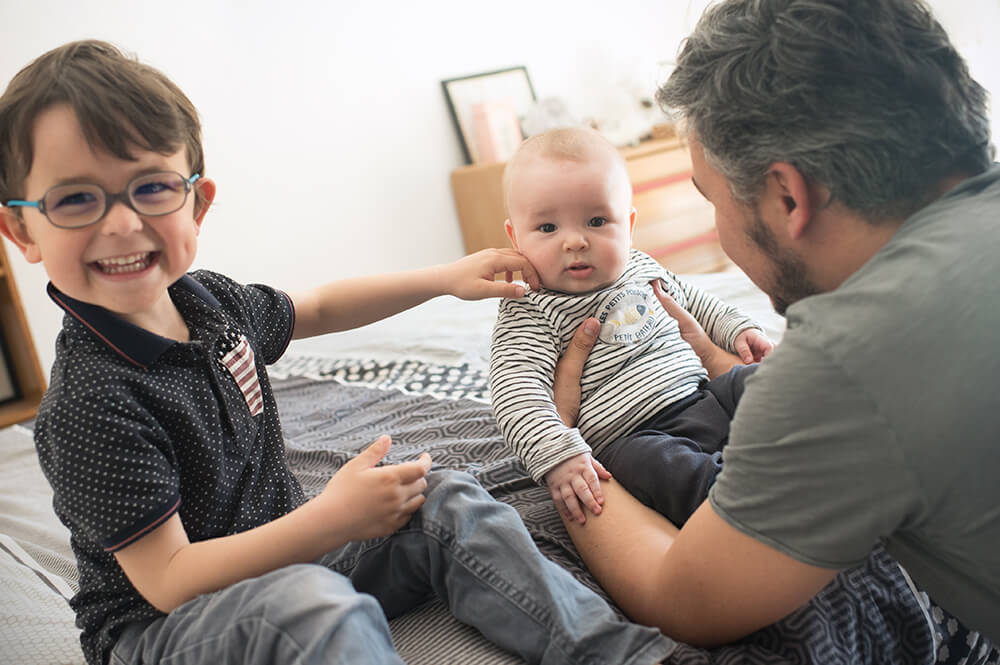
5,104,214,333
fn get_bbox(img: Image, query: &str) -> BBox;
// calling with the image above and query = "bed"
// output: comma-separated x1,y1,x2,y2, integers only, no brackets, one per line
1,270,995,665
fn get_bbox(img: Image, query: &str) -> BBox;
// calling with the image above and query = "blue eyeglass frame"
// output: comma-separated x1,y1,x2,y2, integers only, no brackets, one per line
3,172,201,229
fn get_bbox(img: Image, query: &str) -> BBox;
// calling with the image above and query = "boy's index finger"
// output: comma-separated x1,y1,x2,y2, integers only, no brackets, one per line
385,454,432,483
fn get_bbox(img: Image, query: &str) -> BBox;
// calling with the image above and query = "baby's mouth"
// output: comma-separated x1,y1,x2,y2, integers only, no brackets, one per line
92,251,158,275
567,263,591,273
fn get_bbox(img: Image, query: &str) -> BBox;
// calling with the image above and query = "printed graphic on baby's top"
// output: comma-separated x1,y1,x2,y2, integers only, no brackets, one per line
597,284,659,345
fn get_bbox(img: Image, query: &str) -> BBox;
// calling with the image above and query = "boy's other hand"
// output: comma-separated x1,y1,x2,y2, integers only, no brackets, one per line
544,453,611,524
320,435,432,542
441,248,541,299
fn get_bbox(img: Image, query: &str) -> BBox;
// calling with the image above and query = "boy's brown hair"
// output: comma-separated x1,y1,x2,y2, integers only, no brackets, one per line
0,40,205,207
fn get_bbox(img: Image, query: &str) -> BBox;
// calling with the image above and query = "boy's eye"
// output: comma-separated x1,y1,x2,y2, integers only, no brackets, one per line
588,217,608,227
133,176,182,201
48,188,99,212
538,223,557,233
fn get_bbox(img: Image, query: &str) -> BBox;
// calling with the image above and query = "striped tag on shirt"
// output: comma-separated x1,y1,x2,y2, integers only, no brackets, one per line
219,334,264,416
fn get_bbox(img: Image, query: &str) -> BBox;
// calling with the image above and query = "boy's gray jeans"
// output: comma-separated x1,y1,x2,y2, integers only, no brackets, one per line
110,470,674,665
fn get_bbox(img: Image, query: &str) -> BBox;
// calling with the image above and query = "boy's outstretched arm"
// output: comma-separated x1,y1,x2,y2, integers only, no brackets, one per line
291,248,540,338
114,437,430,614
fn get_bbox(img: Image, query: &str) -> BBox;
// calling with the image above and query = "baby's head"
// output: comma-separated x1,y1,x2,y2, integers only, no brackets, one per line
503,127,635,294
0,40,214,321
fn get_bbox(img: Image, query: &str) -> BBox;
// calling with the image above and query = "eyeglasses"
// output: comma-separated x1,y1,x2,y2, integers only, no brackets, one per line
4,172,201,229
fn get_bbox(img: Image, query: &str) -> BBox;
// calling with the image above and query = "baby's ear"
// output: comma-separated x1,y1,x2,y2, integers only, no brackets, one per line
0,210,42,264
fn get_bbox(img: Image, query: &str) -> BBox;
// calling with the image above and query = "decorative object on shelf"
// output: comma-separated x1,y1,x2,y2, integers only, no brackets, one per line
520,97,583,138
442,66,536,165
583,85,667,148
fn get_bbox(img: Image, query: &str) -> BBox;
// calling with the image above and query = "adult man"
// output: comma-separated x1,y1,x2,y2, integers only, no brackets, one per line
552,0,999,648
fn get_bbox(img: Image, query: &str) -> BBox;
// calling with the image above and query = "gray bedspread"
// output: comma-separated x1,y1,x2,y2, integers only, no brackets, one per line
1,359,994,665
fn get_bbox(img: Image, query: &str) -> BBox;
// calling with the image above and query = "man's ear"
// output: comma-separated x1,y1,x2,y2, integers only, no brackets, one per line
504,218,519,250
193,177,216,230
764,163,814,240
0,210,42,264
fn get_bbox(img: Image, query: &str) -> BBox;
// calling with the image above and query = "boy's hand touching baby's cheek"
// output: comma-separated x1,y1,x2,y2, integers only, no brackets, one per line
544,453,612,524
441,248,540,299
320,435,431,542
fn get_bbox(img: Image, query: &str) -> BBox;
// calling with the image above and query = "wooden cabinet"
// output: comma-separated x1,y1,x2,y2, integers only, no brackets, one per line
450,136,732,274
0,240,45,427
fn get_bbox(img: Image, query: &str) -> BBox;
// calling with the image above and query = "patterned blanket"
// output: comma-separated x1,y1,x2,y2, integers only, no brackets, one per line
272,365,997,665
2,356,993,665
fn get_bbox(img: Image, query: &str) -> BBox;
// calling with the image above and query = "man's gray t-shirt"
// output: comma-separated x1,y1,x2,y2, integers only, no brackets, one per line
710,165,1000,642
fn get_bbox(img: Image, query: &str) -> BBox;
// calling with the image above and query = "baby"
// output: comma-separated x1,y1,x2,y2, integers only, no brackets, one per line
490,127,772,524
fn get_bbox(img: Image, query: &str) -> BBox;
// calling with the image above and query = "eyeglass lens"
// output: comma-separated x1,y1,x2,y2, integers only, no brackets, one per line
44,172,190,228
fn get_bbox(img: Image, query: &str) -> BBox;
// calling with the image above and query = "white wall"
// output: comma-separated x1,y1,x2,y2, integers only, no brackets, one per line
2,0,997,376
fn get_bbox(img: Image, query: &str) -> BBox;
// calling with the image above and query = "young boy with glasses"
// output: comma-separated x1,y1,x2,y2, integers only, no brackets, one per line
0,41,673,665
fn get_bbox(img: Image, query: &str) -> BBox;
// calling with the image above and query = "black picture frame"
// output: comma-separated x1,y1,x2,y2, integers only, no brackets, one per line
441,66,537,164
0,326,21,407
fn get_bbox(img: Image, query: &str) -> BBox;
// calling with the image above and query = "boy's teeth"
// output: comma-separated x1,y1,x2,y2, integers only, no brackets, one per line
96,252,152,274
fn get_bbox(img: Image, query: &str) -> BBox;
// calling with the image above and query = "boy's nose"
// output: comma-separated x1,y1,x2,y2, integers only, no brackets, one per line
99,200,144,236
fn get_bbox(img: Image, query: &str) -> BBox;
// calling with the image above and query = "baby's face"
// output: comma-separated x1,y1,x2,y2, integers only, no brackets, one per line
506,153,634,294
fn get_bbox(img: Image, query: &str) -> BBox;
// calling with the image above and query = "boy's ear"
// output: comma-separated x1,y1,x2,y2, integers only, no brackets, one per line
0,210,42,264
193,177,216,228
504,218,519,250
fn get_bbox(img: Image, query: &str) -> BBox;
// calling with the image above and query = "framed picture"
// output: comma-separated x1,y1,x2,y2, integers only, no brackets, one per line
0,328,20,407
442,66,537,165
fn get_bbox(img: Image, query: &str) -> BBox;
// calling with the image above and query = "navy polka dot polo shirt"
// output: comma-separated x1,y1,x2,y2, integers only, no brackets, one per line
34,270,304,665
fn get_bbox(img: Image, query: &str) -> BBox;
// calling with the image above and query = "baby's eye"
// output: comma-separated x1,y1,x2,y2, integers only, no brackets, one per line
588,217,608,228
538,223,557,233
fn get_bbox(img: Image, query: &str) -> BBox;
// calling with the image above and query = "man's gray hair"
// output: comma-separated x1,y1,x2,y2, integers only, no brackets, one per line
657,0,993,221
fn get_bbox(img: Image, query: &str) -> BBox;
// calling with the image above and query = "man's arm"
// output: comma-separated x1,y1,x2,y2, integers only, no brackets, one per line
554,320,838,646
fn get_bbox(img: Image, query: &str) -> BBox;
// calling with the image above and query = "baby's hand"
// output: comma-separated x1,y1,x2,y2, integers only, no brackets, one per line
544,453,611,524
734,328,774,364
319,436,431,542
439,248,541,300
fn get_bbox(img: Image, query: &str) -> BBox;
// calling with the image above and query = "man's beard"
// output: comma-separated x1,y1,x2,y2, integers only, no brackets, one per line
746,213,821,316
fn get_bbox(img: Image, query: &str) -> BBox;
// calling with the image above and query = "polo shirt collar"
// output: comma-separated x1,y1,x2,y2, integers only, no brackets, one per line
47,274,222,369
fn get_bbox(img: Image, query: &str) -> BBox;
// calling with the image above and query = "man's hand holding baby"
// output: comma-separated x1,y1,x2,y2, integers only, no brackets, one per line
544,453,612,524
652,280,773,375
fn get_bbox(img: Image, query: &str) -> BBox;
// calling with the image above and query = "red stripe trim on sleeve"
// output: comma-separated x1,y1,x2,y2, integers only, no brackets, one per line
103,497,181,552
